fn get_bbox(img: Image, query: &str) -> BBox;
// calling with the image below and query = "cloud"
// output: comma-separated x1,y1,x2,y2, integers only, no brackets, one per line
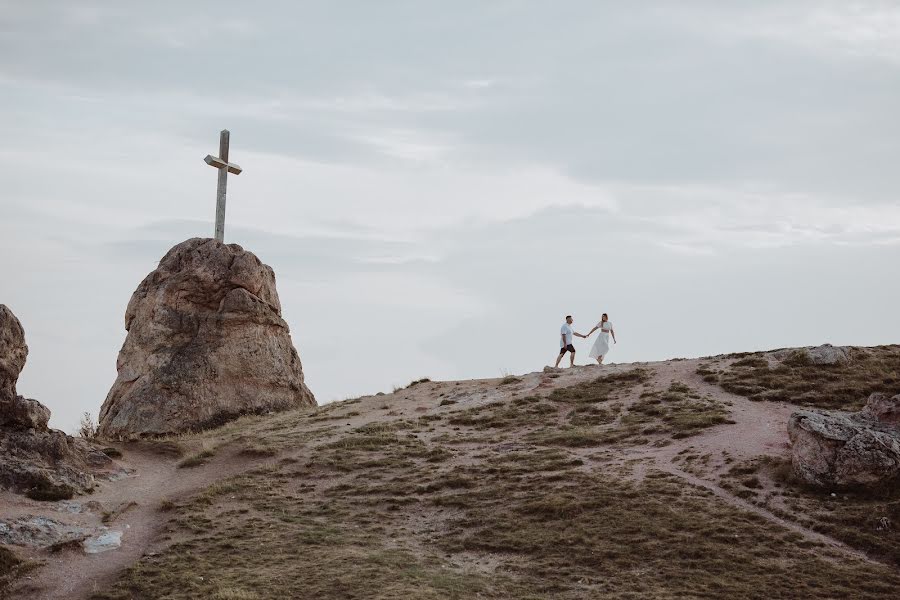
2,1,900,431
711,1,900,64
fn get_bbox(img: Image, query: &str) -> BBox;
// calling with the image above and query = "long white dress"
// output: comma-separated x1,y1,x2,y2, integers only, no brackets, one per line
588,320,613,360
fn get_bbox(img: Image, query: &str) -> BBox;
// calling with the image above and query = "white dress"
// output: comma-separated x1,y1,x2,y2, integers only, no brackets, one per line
589,320,613,360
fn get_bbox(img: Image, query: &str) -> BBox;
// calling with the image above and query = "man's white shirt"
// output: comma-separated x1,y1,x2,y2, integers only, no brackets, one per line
560,323,574,347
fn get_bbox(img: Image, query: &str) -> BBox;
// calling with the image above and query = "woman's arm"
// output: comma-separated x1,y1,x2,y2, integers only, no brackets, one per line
586,326,598,336
611,328,617,343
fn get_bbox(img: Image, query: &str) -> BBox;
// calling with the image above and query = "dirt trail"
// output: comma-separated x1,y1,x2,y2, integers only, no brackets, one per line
9,446,263,599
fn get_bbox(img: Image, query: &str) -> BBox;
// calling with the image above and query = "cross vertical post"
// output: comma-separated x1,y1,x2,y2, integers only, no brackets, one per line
204,129,243,243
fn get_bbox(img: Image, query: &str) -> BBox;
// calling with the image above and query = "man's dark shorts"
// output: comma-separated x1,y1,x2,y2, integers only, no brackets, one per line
559,344,576,355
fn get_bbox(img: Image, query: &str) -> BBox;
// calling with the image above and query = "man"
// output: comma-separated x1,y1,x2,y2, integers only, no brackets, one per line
555,315,587,368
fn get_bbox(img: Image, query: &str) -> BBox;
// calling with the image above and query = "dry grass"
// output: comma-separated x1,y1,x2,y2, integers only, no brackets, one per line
0,545,38,590
93,437,900,599
0,546,21,582
627,382,733,439
177,448,216,469
709,345,900,409
83,356,900,599
102,501,139,525
721,457,900,567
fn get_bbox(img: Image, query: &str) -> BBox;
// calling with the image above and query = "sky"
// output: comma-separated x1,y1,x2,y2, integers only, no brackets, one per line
2,1,899,432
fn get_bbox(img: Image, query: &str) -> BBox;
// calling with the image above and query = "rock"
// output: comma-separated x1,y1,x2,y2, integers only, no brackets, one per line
805,344,851,365
0,305,27,402
0,427,110,499
771,344,851,365
4,396,50,431
99,238,316,437
862,393,900,427
0,305,113,499
788,393,900,489
82,529,123,554
0,515,91,549
0,305,32,428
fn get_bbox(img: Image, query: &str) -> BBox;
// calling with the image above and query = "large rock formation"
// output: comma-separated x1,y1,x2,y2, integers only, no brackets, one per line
0,305,111,499
788,393,900,489
98,238,315,437
0,305,32,427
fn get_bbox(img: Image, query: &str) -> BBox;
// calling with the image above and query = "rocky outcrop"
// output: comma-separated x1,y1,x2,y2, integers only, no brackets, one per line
788,393,900,489
0,305,112,500
0,306,31,428
772,344,851,366
98,238,316,438
863,392,900,426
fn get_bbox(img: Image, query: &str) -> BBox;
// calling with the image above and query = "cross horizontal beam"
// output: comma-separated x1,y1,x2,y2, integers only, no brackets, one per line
204,154,243,175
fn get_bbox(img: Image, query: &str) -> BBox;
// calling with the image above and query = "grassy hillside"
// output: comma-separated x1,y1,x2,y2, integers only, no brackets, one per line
81,351,900,600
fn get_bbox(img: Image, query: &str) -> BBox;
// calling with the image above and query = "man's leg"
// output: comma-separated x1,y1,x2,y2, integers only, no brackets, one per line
555,348,565,367
569,349,576,367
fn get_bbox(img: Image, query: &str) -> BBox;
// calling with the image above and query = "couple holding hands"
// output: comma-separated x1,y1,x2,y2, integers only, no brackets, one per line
555,313,616,368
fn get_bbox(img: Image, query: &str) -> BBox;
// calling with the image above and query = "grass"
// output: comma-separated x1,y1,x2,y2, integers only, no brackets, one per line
448,396,557,430
709,345,900,409
721,457,900,567
177,448,216,469
0,546,21,583
0,544,39,590
547,368,651,404
627,382,732,439
74,355,900,598
102,501,139,524
448,370,650,438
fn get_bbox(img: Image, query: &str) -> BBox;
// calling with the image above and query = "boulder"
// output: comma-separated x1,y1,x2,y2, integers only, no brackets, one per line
863,392,900,427
98,238,316,437
788,393,900,489
0,428,109,499
773,344,850,365
805,344,851,365
4,396,50,430
0,305,112,499
0,305,30,426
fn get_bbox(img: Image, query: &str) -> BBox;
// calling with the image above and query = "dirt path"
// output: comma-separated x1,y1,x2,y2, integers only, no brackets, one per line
9,445,263,599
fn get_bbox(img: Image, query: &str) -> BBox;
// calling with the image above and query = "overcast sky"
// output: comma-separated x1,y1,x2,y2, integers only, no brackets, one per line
2,1,899,432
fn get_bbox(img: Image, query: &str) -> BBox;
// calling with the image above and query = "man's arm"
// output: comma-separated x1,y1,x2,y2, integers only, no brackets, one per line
575,332,587,338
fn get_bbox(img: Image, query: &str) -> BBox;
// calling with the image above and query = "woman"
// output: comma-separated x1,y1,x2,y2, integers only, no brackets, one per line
586,313,616,364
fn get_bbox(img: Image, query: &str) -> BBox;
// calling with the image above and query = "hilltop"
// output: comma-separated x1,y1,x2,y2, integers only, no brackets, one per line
3,345,900,599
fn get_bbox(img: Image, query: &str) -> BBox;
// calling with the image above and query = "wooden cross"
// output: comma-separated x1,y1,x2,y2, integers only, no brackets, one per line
204,130,242,243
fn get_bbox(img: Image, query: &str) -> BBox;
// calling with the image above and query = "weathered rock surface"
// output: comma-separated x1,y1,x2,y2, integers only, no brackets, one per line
0,305,112,499
772,344,851,365
863,392,900,426
0,305,30,427
788,392,900,489
98,238,316,437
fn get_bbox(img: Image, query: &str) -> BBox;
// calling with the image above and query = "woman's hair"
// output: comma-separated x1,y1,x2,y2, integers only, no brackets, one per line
601,313,608,320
